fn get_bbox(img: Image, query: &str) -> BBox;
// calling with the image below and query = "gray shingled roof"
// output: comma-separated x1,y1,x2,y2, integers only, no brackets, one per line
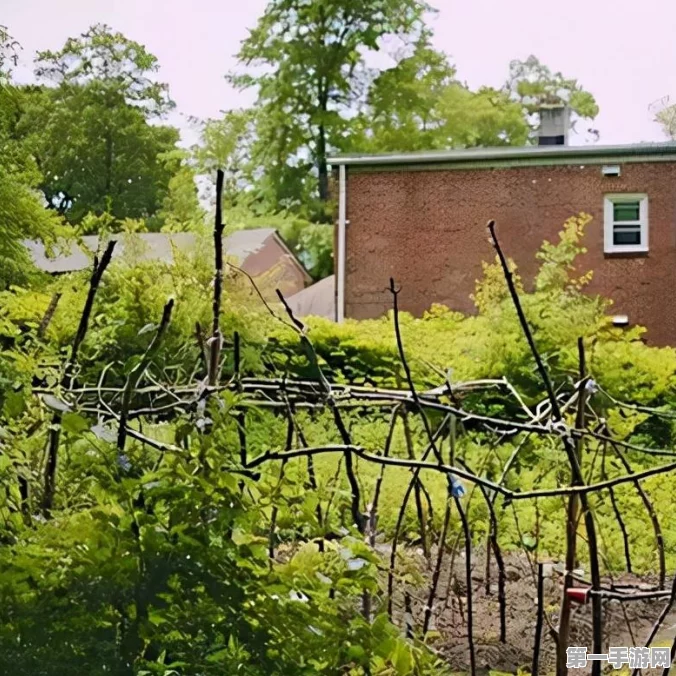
25,229,277,274
286,274,335,320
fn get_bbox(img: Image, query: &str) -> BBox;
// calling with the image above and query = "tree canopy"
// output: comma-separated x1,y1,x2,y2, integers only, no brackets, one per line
351,35,530,152
0,13,602,282
226,5,599,217
228,0,434,215
17,25,183,229
504,55,600,139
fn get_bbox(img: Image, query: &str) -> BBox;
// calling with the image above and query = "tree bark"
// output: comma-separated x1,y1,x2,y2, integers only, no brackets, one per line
317,123,329,202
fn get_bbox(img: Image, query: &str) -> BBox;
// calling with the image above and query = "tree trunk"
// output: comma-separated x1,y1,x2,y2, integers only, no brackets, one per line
317,123,328,202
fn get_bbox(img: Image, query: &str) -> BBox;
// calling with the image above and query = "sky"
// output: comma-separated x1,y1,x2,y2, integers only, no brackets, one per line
4,0,675,146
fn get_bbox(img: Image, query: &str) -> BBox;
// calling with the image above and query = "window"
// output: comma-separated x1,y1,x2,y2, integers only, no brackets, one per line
604,194,648,253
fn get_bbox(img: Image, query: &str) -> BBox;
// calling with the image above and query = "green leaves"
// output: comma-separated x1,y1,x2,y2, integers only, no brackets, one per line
504,55,599,139
0,84,62,291
9,25,182,229
34,23,173,116
228,0,432,212
61,411,90,434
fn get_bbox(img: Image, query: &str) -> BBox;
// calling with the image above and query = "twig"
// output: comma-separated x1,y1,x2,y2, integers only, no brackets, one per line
423,493,452,635
632,573,676,676
458,457,506,643
269,415,294,560
117,299,174,453
455,494,476,676
601,443,632,574
42,240,116,514
386,417,450,618
276,287,364,533
209,169,225,387
532,562,544,676
245,439,676,500
488,222,602,676
607,432,665,588
402,410,430,561
38,292,62,339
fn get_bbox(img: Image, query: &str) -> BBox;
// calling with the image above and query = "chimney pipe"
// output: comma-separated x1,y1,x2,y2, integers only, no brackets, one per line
537,105,570,146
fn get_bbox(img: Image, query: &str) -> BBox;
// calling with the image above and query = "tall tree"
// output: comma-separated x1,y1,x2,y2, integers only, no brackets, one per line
20,25,180,228
34,23,172,115
192,109,257,208
352,35,530,152
229,0,433,214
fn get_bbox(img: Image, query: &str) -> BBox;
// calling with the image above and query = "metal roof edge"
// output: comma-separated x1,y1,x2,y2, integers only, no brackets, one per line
327,142,676,167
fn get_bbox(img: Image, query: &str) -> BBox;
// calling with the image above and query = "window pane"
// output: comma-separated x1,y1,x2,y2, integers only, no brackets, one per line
613,201,640,221
613,228,641,246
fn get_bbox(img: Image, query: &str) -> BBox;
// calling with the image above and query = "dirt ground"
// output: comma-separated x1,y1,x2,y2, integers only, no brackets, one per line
389,547,675,675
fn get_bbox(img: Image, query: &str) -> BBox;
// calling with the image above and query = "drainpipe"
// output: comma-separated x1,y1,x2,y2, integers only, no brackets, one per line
336,163,346,322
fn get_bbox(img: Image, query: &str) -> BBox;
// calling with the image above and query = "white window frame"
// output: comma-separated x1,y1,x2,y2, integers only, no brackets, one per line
604,193,649,254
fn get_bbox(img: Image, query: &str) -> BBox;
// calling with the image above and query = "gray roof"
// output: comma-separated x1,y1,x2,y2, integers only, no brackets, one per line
221,228,275,261
286,274,335,320
25,229,278,274
328,142,676,168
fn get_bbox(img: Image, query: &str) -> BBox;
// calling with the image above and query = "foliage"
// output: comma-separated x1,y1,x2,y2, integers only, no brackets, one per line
503,55,600,139
228,0,433,213
157,153,205,233
0,404,445,674
268,214,676,406
192,109,257,208
0,24,20,75
0,29,62,290
651,96,676,140
224,1,600,213
16,25,180,228
3,211,676,670
34,23,172,116
193,111,333,277
352,35,529,152
0,12,665,671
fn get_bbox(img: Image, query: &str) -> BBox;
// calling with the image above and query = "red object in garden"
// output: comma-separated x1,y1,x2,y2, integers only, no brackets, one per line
567,587,590,604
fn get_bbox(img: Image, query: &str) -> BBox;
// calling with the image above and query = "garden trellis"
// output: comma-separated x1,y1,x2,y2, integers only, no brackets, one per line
32,171,676,676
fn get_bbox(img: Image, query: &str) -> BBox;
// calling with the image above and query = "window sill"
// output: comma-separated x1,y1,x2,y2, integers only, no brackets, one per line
603,248,649,258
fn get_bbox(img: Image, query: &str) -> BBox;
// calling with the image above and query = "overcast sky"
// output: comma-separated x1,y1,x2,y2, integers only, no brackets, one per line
5,0,674,146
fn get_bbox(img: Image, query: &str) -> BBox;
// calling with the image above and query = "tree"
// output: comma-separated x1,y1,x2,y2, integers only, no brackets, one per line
20,25,180,228
650,96,676,140
352,35,529,152
229,0,433,214
192,109,257,208
34,23,172,116
503,55,599,140
0,24,20,74
157,152,205,232
0,27,61,289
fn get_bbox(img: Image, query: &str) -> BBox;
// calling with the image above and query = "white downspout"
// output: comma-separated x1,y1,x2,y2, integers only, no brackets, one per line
336,163,346,322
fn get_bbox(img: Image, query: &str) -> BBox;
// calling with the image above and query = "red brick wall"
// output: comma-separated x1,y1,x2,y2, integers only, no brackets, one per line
343,162,676,345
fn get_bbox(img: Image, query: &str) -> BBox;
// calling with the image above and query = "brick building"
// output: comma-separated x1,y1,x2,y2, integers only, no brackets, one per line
329,141,676,345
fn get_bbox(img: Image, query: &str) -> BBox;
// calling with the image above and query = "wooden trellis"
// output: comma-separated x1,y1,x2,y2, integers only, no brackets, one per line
32,171,676,676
